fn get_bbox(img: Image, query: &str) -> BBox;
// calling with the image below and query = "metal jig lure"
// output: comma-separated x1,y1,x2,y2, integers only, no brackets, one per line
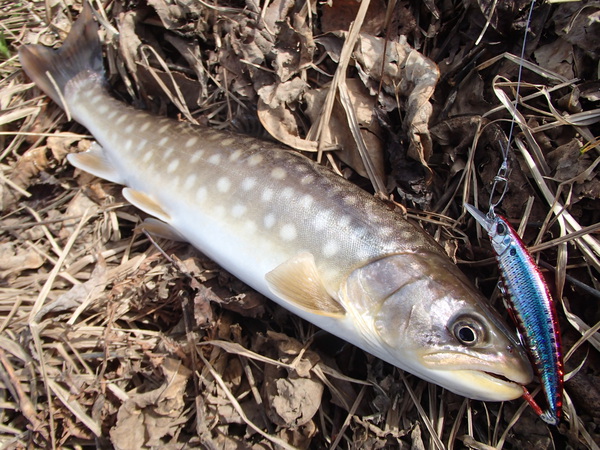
465,205,564,425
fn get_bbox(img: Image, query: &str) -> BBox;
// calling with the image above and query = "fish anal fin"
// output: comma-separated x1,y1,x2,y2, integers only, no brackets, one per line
67,142,124,184
266,252,345,318
122,188,171,223
139,218,185,242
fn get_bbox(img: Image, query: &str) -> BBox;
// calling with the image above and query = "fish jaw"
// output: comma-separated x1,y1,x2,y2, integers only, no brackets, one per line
342,251,533,401
418,347,532,401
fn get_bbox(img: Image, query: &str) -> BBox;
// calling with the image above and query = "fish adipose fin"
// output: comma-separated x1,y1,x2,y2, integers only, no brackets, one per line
122,188,171,223
68,143,124,184
18,3,103,109
266,252,346,317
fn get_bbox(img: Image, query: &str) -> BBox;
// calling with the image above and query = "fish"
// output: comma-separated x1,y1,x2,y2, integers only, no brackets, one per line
465,204,563,424
19,6,533,401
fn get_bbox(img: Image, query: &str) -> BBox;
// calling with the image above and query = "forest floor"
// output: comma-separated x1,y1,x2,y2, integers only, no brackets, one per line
0,0,599,448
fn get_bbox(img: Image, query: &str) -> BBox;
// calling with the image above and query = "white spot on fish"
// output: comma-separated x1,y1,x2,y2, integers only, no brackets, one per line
125,124,134,134
143,151,153,163
182,174,196,190
300,174,315,185
280,224,297,241
343,195,357,205
90,95,102,105
167,159,180,173
323,241,339,258
229,150,243,162
299,194,313,209
248,154,263,166
261,188,274,202
164,148,174,159
116,115,127,125
217,177,231,193
249,143,261,151
196,186,207,203
380,226,393,236
107,110,117,120
264,214,276,229
208,154,221,165
281,187,294,199
271,168,286,180
159,124,170,134
206,133,220,141
314,210,330,231
242,177,256,191
97,104,109,114
124,140,133,151
135,140,146,152
339,215,351,228
221,137,235,147
190,150,204,163
231,204,247,218
185,136,199,148
171,175,181,187
140,122,151,132
158,137,169,147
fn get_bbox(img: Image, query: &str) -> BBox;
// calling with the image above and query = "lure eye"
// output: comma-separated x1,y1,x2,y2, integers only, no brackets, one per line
451,316,484,346
496,222,507,235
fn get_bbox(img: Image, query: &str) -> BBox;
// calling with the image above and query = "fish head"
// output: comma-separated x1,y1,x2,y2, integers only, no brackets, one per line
343,251,533,401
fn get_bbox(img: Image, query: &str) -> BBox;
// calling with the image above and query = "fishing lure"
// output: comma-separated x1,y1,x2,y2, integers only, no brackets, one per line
465,204,564,425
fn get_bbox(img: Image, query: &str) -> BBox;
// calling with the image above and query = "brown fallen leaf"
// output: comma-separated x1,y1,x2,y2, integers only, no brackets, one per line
0,241,44,279
109,358,192,449
304,79,385,181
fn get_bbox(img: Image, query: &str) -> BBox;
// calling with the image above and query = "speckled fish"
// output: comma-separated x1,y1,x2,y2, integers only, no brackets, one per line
19,7,533,401
465,204,563,424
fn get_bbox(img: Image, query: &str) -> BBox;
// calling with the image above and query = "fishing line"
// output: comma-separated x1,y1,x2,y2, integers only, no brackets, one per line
488,0,537,217
472,0,564,426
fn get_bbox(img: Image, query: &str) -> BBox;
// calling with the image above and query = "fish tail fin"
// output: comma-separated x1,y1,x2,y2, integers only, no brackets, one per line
18,3,104,110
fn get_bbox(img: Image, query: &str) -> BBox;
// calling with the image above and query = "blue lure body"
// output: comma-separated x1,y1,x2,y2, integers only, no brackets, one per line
466,205,563,425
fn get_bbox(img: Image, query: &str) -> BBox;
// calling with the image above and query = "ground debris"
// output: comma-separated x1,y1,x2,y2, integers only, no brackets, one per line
1,0,599,449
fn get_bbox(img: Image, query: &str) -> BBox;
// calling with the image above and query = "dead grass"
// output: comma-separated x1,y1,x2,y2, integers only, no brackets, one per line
1,0,599,448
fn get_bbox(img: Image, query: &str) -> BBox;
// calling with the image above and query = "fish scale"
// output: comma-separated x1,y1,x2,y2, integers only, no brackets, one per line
19,5,534,402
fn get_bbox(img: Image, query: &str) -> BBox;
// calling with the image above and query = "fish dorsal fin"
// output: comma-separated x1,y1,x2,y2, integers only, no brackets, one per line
266,252,346,317
122,188,171,223
67,142,124,184
139,218,186,242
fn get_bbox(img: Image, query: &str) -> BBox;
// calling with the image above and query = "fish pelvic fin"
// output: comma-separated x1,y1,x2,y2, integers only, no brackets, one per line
18,3,104,110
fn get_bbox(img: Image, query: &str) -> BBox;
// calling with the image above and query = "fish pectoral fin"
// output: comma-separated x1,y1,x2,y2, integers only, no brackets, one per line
122,188,171,223
139,218,186,242
67,142,124,184
266,252,346,317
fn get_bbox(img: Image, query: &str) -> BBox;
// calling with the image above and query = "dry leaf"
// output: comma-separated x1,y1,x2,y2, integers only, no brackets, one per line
0,242,44,278
110,358,192,449
263,364,324,427
304,79,384,179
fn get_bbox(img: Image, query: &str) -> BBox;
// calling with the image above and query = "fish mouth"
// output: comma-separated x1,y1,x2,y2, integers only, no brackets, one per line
419,352,533,401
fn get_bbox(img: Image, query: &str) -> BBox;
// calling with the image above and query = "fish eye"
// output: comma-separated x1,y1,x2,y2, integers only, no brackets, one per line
451,316,484,346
